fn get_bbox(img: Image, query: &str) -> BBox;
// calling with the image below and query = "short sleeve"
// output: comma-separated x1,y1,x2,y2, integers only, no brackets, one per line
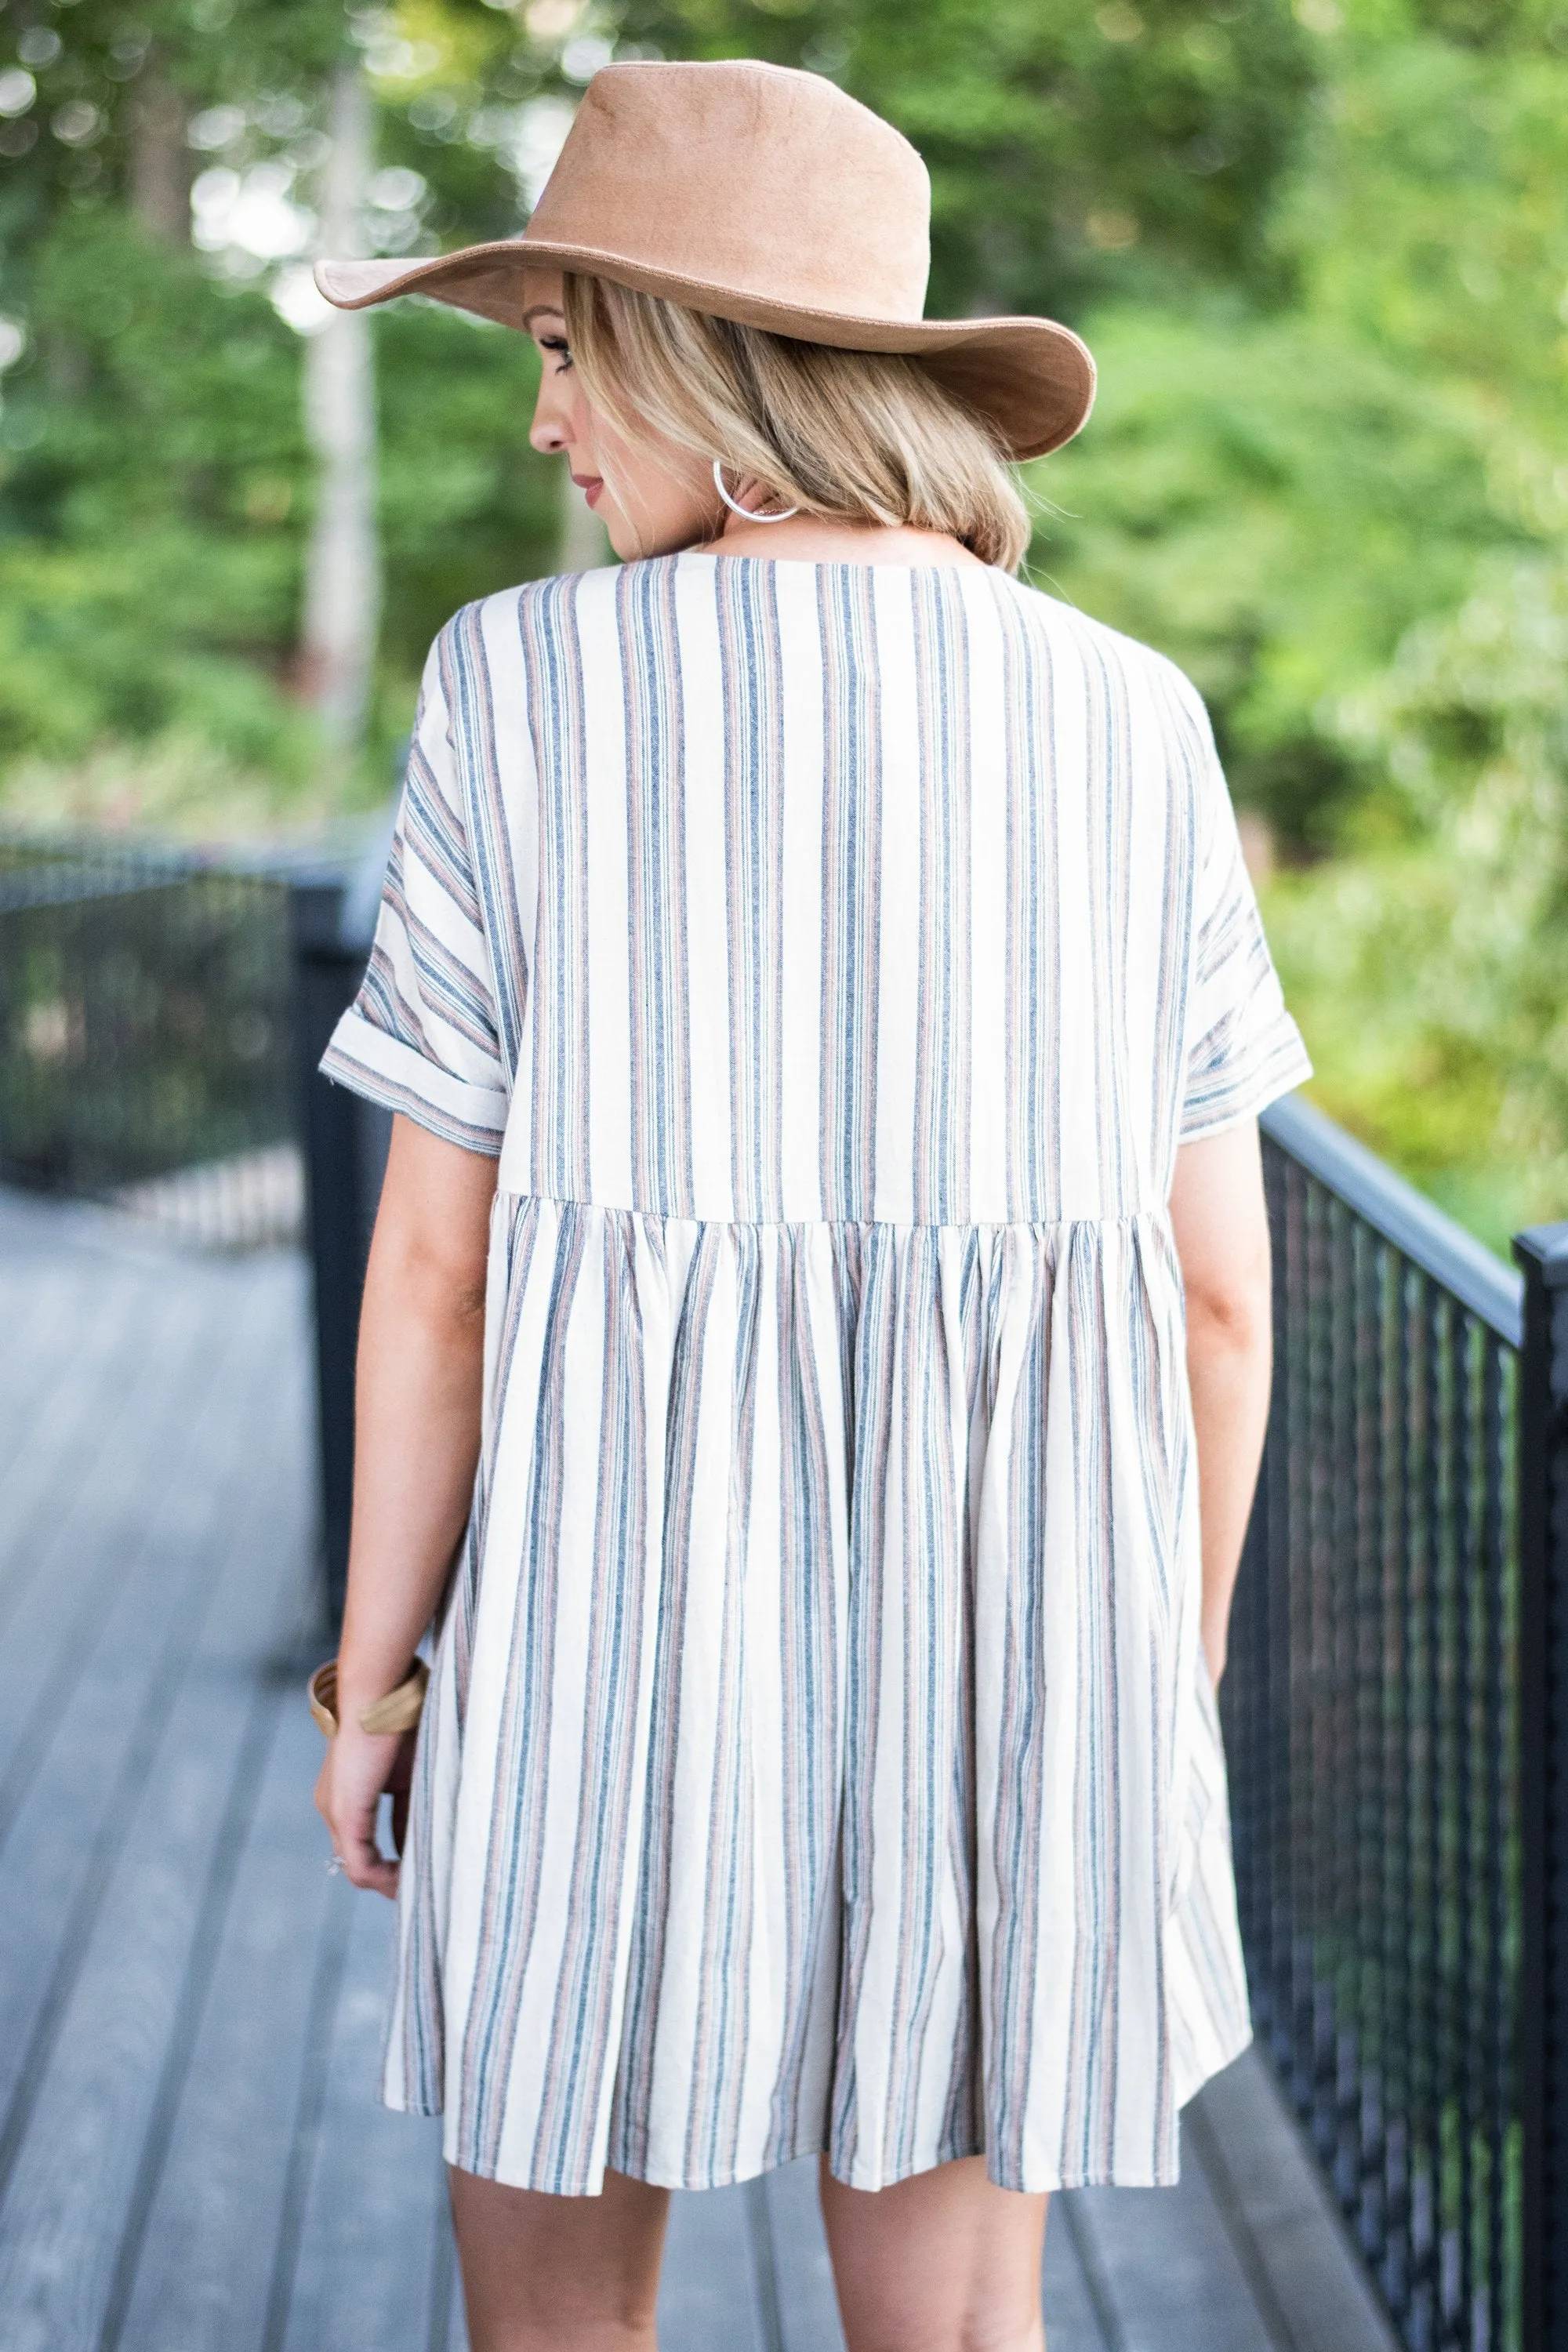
1179,690,1312,1144
320,630,510,1155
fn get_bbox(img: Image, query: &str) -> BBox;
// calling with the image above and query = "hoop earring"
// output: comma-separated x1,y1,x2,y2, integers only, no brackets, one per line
713,459,799,524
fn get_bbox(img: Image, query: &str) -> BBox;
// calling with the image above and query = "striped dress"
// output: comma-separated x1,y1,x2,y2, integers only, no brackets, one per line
323,550,1311,2199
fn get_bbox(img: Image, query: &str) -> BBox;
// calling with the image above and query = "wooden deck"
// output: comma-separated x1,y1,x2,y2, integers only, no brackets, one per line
0,1186,1399,2352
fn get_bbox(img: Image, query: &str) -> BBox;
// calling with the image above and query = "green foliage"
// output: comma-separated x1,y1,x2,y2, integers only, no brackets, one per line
1029,7,1568,841
1015,4,1568,1233
0,208,312,775
1026,306,1515,848
0,730,338,838
1261,547,1568,1250
375,303,559,683
0,0,564,818
0,170,558,804
0,0,349,227
1283,14,1568,437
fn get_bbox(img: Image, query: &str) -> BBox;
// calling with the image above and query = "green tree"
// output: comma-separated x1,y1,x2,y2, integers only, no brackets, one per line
1029,0,1568,853
0,0,561,813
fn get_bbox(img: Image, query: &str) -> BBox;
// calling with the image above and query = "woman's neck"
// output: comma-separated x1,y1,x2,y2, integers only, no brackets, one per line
699,513,987,568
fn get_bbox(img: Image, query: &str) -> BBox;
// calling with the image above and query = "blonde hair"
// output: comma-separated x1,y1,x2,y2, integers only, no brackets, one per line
561,272,1032,572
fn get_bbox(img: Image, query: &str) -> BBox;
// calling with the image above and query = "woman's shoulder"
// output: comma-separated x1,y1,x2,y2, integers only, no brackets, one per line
420,564,630,683
443,563,625,633
997,573,1207,717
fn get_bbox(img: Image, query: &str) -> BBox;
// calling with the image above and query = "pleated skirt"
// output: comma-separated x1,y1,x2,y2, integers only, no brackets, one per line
383,1191,1252,2196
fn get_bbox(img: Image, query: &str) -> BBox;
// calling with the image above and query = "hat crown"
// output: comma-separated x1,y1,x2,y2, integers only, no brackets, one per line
311,55,1095,463
527,60,933,324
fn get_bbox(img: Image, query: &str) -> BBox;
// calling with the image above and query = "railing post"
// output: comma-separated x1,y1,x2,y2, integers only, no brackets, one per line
289,877,390,1631
1515,1221,1568,2352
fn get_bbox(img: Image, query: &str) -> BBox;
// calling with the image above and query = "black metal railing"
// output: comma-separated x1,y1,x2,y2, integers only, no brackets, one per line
1225,1094,1568,2352
0,822,392,1617
0,833,300,1247
290,877,391,1623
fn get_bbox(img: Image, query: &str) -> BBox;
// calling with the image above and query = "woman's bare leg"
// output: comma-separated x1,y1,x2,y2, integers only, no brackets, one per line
818,2155,1049,2352
448,2164,670,2352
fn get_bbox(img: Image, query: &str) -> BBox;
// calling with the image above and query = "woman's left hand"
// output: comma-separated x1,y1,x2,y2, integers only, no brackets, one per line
315,1723,416,1899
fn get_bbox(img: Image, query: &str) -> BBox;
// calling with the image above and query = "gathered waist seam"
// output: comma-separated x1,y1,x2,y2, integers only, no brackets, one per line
492,1189,1171,1235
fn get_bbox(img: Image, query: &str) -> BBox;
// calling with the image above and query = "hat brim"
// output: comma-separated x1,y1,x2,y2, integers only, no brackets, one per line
315,241,1095,462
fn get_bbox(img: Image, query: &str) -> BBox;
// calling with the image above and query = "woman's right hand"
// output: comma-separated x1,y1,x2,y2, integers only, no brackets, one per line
316,1116,494,1900
315,1722,415,1900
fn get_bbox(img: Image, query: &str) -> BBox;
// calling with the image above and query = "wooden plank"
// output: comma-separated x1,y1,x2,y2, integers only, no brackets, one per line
0,1210,445,2352
0,1258,207,1670
0,1276,314,2347
0,1267,308,2141
0,1263,174,1563
429,2204,467,2352
0,1196,216,1497
1183,2051,1402,2352
274,1894,454,2352
262,1884,358,2352
1061,2165,1274,2352
134,1842,453,2352
95,1679,289,2352
0,1244,107,1476
658,2183,771,2352
0,1248,303,1700
1045,2196,1123,2351
756,2160,844,2352
108,1703,343,2352
0,1258,300,1820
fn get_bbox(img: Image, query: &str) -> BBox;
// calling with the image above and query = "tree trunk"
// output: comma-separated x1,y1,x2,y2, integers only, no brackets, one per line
129,60,193,244
299,63,379,758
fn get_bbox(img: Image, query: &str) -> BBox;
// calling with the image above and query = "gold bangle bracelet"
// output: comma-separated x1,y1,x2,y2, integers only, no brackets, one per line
308,1657,429,1739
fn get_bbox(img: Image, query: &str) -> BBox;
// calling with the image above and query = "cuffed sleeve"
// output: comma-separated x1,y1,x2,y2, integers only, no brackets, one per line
1178,691,1312,1143
321,627,510,1155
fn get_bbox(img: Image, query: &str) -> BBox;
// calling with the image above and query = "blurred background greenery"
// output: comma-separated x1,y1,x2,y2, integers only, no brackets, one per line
0,0,1564,1246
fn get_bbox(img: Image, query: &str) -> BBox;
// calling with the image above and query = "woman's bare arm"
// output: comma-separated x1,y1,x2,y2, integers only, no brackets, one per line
315,1112,497,1896
1168,1119,1273,1685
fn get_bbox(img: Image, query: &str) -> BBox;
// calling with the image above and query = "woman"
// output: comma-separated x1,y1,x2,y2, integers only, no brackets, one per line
310,58,1309,2352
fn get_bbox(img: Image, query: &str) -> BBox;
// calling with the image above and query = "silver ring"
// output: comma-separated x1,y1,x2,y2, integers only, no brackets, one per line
325,1853,347,1877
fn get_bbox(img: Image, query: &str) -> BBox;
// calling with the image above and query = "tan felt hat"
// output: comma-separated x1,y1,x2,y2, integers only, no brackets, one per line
315,59,1096,463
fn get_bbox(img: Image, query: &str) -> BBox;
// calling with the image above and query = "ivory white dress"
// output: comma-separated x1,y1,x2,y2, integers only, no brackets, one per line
322,551,1311,2198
